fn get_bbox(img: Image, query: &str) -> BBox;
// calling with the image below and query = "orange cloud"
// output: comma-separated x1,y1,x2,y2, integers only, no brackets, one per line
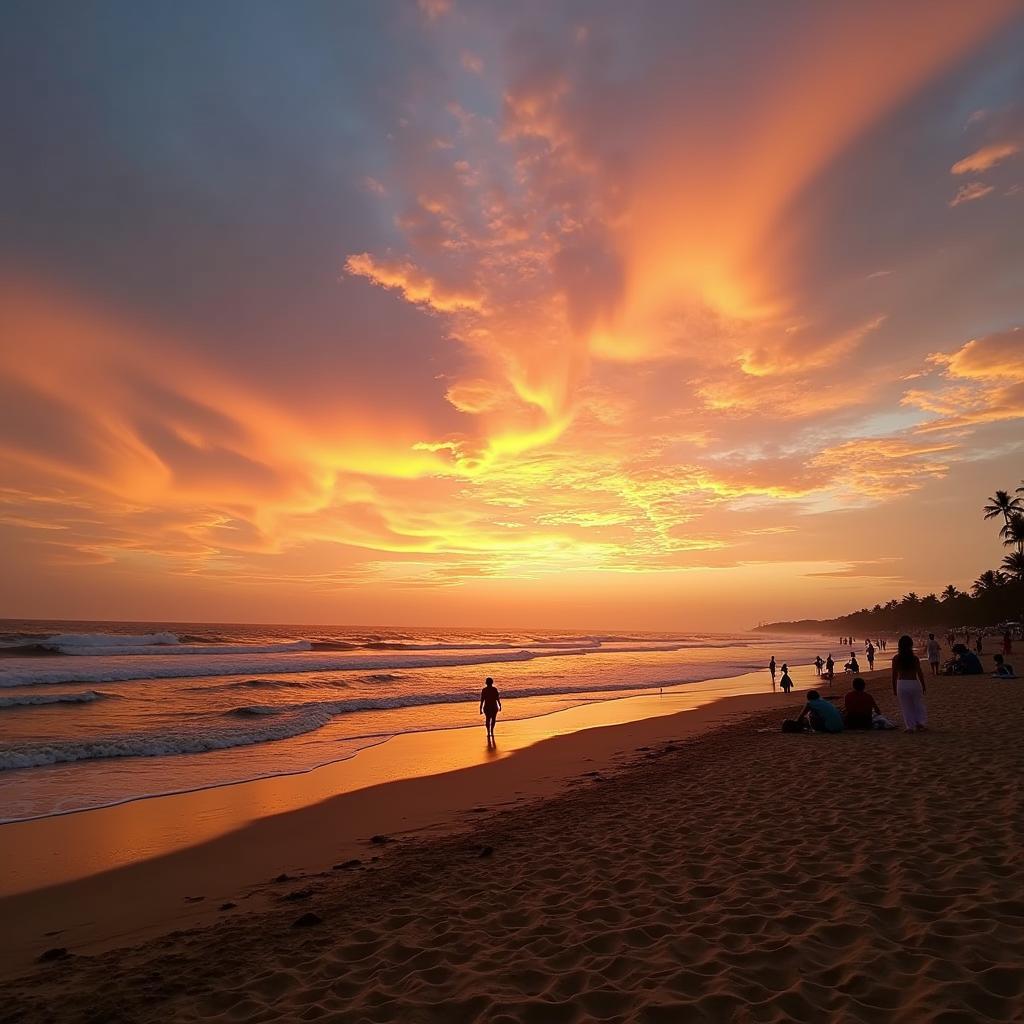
344,253,484,312
951,141,1020,174
949,181,995,206
904,328,1024,432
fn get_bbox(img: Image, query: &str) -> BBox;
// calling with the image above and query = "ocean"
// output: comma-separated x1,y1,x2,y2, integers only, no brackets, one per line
0,620,827,823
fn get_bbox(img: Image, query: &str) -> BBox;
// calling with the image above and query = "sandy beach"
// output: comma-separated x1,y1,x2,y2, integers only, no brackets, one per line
2,663,1022,1023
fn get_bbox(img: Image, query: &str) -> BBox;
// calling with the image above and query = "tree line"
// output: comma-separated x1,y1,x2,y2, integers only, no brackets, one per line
757,480,1024,634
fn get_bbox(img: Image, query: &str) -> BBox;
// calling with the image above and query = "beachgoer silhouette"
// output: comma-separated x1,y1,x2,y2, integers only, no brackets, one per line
480,676,501,740
925,633,941,677
779,667,793,694
866,642,875,671
825,654,834,683
892,635,927,733
796,690,844,733
814,655,823,676
843,676,880,729
769,656,777,690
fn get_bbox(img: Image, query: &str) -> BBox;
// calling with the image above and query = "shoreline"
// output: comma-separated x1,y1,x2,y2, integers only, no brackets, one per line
0,663,827,978
1,659,811,827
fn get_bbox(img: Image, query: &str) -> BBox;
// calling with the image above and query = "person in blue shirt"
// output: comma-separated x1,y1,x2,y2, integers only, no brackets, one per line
795,690,844,733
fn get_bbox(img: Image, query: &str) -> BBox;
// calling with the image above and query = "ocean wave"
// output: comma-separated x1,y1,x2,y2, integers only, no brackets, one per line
0,708,340,770
0,644,683,689
0,663,766,772
0,690,108,709
46,631,180,648
57,640,312,657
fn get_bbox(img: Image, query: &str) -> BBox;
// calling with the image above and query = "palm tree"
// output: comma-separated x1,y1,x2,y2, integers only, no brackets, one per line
1000,551,1024,581
1001,514,1024,553
940,584,961,602
972,569,1007,596
983,490,1023,529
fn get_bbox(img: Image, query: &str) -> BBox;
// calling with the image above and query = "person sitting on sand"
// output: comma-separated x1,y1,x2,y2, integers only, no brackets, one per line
795,690,844,733
992,654,1017,679
843,677,881,729
779,667,793,694
844,653,860,674
892,634,927,732
479,677,501,740
950,644,983,676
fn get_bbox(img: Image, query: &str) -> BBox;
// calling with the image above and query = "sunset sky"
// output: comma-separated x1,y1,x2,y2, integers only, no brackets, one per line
1,1,1023,630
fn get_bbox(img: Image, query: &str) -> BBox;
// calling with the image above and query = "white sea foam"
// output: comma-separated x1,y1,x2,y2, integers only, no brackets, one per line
0,690,107,708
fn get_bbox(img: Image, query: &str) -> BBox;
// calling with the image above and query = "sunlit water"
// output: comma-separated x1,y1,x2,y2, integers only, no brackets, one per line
0,620,831,821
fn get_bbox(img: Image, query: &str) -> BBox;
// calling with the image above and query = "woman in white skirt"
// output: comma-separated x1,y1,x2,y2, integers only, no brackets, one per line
892,634,927,732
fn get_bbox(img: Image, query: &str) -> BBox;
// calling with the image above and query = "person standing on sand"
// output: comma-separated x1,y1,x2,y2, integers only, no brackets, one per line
892,634,927,733
769,656,777,690
825,654,834,684
925,633,941,677
779,666,793,694
814,655,824,677
866,641,875,672
479,677,501,741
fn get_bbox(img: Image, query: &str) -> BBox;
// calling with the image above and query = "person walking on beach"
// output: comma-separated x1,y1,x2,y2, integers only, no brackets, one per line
866,641,875,671
825,654,834,684
1004,630,1013,656
768,656,777,691
480,677,501,741
925,633,941,677
892,634,927,733
814,655,824,677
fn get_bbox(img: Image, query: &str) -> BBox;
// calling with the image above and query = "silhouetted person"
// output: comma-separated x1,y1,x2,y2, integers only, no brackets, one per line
796,690,844,733
825,654,835,684
951,644,982,675
843,676,880,729
814,655,824,676
993,654,1016,678
925,633,941,677
892,634,927,732
779,667,793,694
866,642,875,671
480,677,501,740
769,656,777,690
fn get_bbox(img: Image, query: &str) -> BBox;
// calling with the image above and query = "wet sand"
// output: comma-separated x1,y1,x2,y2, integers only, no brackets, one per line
3,667,1022,1022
